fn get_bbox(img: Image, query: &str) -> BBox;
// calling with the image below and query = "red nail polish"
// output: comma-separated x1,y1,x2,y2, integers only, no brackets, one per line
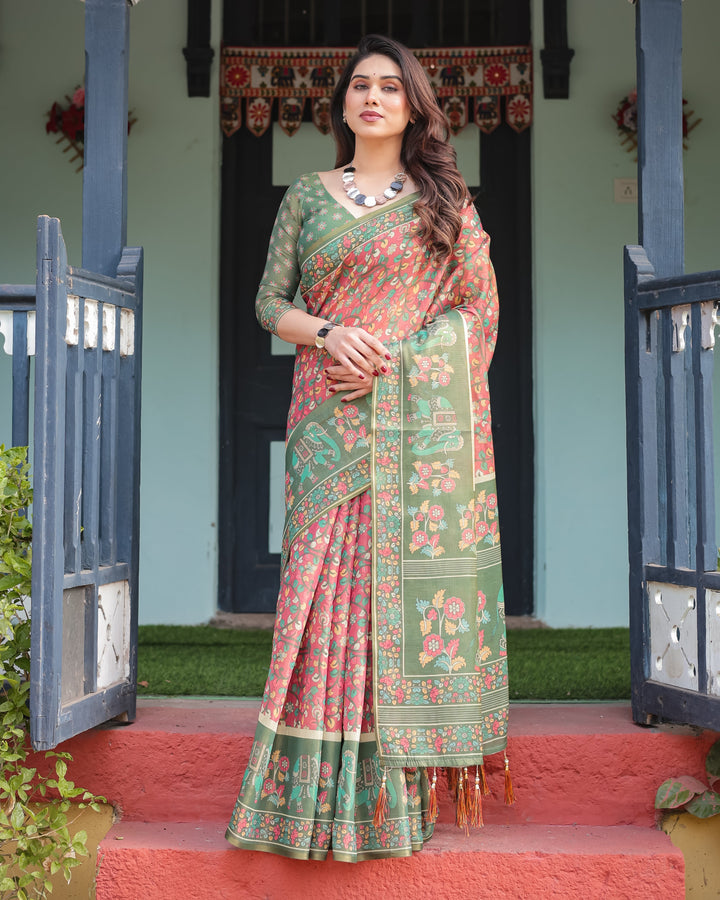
373,370,379,376
329,386,336,392
380,366,388,374
385,354,391,361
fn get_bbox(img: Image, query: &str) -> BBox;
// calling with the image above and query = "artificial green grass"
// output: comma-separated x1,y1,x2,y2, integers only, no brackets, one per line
506,627,631,701
137,625,273,698
137,624,631,701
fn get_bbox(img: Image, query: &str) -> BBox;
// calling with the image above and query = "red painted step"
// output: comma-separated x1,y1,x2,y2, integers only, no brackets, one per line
95,821,685,900
34,700,715,828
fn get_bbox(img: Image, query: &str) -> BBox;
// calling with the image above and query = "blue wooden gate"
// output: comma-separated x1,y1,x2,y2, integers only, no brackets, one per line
625,0,720,729
0,0,146,750
28,217,143,749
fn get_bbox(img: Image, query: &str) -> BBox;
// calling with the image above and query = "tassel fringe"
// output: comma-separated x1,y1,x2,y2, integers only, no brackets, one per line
427,767,439,823
373,767,389,826
434,757,513,830
504,754,515,806
369,756,511,831
455,766,469,833
480,763,491,796
468,766,484,828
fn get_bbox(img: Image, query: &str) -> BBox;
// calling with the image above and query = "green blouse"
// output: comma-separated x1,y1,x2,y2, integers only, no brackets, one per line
255,173,418,335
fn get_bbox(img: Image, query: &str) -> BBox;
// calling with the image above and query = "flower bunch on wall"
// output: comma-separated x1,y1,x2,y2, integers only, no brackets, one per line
45,86,137,172
614,88,701,153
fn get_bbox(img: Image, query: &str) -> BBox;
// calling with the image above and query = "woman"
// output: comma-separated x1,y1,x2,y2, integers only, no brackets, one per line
226,34,510,863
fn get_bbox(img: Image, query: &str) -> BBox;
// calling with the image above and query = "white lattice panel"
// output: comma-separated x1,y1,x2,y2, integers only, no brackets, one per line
707,590,720,697
65,295,80,346
648,582,698,691
120,309,135,356
96,580,130,689
102,304,116,351
84,299,99,349
0,310,36,356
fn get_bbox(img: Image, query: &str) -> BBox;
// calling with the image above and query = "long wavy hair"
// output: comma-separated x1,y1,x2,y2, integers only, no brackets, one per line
330,35,467,260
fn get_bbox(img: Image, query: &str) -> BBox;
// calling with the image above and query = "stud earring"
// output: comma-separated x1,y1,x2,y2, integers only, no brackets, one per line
342,113,347,123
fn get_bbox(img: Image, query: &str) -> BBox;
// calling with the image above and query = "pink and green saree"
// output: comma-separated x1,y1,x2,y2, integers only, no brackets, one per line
226,173,508,862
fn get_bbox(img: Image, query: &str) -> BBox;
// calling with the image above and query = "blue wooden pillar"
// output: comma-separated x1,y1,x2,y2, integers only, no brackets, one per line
636,0,684,278
82,0,130,277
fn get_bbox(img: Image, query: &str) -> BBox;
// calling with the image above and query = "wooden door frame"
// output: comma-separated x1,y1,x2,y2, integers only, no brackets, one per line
217,127,293,612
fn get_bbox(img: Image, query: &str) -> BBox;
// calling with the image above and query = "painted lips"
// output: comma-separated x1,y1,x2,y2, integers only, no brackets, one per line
360,112,383,121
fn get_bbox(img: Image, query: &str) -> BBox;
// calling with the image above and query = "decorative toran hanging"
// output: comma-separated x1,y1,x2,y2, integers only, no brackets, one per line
220,46,532,138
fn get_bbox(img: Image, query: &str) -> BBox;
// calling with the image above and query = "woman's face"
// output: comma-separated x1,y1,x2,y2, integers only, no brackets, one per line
343,53,413,141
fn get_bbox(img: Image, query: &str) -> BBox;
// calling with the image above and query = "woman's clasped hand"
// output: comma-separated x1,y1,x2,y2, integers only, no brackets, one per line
323,324,392,400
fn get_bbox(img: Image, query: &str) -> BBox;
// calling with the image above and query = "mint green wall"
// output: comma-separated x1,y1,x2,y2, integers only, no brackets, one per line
0,0,221,625
682,2,720,271
532,0,720,626
128,0,221,625
532,1,635,627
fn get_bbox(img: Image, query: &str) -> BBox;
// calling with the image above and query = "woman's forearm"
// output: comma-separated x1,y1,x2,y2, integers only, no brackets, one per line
275,308,335,347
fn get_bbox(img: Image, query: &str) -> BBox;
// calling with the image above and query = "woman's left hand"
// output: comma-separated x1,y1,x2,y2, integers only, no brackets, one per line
325,362,381,401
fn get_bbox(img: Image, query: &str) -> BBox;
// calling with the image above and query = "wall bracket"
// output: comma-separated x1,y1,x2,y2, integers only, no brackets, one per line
540,0,574,99
184,0,214,98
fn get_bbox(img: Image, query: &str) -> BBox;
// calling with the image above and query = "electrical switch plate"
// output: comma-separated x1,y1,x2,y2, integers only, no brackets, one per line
614,177,638,203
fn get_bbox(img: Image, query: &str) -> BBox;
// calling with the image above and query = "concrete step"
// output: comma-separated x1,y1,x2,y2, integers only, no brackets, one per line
95,821,685,900
37,700,715,828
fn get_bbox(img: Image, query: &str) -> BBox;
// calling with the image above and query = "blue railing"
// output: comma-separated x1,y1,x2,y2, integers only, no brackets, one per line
0,285,36,449
1,217,144,750
625,246,720,729
27,216,143,749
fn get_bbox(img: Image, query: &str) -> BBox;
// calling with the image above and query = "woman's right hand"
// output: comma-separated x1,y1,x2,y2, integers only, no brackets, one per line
323,325,391,381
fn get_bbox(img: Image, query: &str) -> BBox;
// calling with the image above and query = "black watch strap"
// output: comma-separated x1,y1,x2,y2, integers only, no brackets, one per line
315,322,337,349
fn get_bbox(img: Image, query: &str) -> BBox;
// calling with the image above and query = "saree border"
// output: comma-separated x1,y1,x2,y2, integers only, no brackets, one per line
370,310,507,768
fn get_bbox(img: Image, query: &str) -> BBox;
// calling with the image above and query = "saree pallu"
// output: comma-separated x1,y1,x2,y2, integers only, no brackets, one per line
226,176,508,862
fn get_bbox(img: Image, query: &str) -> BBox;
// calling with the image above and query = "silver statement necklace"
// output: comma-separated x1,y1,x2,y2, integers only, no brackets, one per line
341,165,407,208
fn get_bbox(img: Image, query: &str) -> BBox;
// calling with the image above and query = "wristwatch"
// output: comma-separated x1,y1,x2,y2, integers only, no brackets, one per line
315,322,337,349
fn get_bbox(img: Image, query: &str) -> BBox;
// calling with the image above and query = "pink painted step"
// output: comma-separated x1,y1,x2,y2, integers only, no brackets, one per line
95,821,685,900
34,701,715,828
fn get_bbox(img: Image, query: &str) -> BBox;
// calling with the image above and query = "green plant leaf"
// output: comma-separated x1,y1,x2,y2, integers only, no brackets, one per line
0,450,98,898
0,574,24,592
685,789,720,818
9,804,24,830
706,738,720,788
655,776,707,809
